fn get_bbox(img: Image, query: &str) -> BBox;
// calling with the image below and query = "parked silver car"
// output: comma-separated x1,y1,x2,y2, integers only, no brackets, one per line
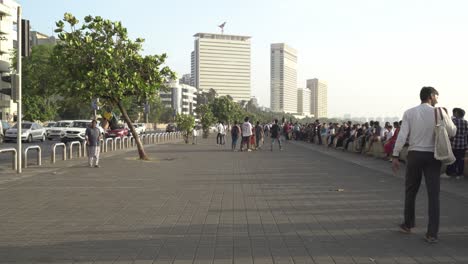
4,122,46,143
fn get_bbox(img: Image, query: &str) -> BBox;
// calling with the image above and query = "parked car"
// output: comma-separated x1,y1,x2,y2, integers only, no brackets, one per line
166,123,177,132
61,120,104,143
106,125,129,138
4,122,46,143
132,123,146,134
1,120,10,135
44,121,56,128
47,120,73,140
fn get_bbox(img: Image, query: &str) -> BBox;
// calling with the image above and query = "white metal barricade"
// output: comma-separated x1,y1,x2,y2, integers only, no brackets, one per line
0,148,17,170
69,141,82,159
105,138,114,152
51,143,67,164
24,145,41,168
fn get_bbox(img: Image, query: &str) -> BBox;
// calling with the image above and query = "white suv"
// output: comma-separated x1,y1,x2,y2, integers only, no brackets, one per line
132,123,146,135
47,120,73,140
61,120,104,143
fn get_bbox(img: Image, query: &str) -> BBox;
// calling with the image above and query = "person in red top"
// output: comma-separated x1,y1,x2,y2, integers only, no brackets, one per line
250,126,256,150
384,121,401,159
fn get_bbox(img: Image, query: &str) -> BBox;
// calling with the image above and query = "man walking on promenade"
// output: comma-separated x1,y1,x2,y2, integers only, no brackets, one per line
255,121,264,149
216,121,225,146
270,119,282,151
86,119,102,168
240,117,252,152
446,108,467,179
392,87,456,243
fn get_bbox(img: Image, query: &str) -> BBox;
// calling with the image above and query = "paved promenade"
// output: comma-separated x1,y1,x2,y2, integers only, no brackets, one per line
0,137,467,263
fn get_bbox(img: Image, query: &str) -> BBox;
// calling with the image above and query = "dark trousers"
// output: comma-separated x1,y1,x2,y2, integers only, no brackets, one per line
216,133,225,145
404,151,441,238
446,149,466,176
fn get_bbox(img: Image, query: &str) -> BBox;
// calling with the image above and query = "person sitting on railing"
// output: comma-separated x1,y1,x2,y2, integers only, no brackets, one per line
336,121,352,149
344,124,359,151
327,123,337,147
366,121,382,152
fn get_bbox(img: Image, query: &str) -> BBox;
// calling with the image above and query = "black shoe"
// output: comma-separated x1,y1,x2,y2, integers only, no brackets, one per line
424,234,438,244
399,224,411,234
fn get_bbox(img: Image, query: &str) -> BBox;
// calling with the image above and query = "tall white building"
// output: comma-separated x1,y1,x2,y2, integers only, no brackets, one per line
297,88,311,116
159,80,198,116
307,78,328,118
270,43,297,113
0,0,19,121
192,33,251,101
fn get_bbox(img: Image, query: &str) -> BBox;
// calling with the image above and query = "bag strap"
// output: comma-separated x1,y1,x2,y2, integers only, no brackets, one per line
434,108,439,125
438,108,444,121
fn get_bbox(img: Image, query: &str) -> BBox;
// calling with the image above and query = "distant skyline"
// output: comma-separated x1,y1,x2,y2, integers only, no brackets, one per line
21,0,468,118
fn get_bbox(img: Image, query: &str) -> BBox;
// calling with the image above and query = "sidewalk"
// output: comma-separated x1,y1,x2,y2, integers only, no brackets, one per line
0,137,467,263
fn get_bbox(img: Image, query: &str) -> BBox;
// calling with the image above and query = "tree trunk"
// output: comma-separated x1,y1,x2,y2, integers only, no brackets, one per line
116,100,149,160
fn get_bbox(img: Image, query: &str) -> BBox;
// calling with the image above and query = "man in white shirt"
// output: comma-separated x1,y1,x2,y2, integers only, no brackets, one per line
392,87,457,243
240,117,252,152
216,122,225,146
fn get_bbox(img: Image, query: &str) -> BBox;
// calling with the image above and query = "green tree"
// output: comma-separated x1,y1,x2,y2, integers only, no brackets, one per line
53,13,175,160
210,96,243,125
175,114,195,143
195,104,216,138
20,44,61,121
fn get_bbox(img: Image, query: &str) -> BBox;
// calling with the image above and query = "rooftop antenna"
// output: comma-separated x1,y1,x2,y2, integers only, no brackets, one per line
218,22,226,34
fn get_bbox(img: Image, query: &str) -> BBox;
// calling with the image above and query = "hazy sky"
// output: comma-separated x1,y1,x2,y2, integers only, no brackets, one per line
21,0,468,118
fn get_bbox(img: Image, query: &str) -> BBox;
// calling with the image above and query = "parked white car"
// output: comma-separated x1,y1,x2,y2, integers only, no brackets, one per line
47,120,73,140
61,120,104,143
132,123,146,134
4,122,46,143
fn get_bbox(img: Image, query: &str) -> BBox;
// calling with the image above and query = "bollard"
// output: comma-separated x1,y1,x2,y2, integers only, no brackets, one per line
69,141,82,159
141,134,146,145
122,136,129,149
105,138,114,152
51,143,67,164
99,138,105,153
0,148,18,170
24,145,41,168
82,142,88,157
115,137,122,150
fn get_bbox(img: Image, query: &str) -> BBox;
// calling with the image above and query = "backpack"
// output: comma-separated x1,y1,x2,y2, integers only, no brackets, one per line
232,126,239,137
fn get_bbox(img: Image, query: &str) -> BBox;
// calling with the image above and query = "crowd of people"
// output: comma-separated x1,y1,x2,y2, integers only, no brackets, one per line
212,107,467,180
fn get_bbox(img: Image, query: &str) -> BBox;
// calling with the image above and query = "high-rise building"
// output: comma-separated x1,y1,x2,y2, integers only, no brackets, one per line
192,33,251,101
307,78,328,118
270,43,297,113
297,88,311,116
159,80,198,116
0,0,19,121
190,51,196,87
179,74,191,86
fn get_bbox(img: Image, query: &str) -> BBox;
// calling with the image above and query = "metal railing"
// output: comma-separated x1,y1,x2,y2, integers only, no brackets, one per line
51,143,67,164
122,136,129,149
105,138,114,152
24,145,41,168
114,137,122,150
99,138,105,153
0,148,17,170
69,141,82,159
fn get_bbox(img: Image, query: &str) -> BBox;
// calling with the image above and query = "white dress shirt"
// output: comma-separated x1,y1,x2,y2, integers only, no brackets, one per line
393,103,457,157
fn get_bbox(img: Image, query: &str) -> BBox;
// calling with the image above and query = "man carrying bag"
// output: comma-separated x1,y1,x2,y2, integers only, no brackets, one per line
392,87,457,243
